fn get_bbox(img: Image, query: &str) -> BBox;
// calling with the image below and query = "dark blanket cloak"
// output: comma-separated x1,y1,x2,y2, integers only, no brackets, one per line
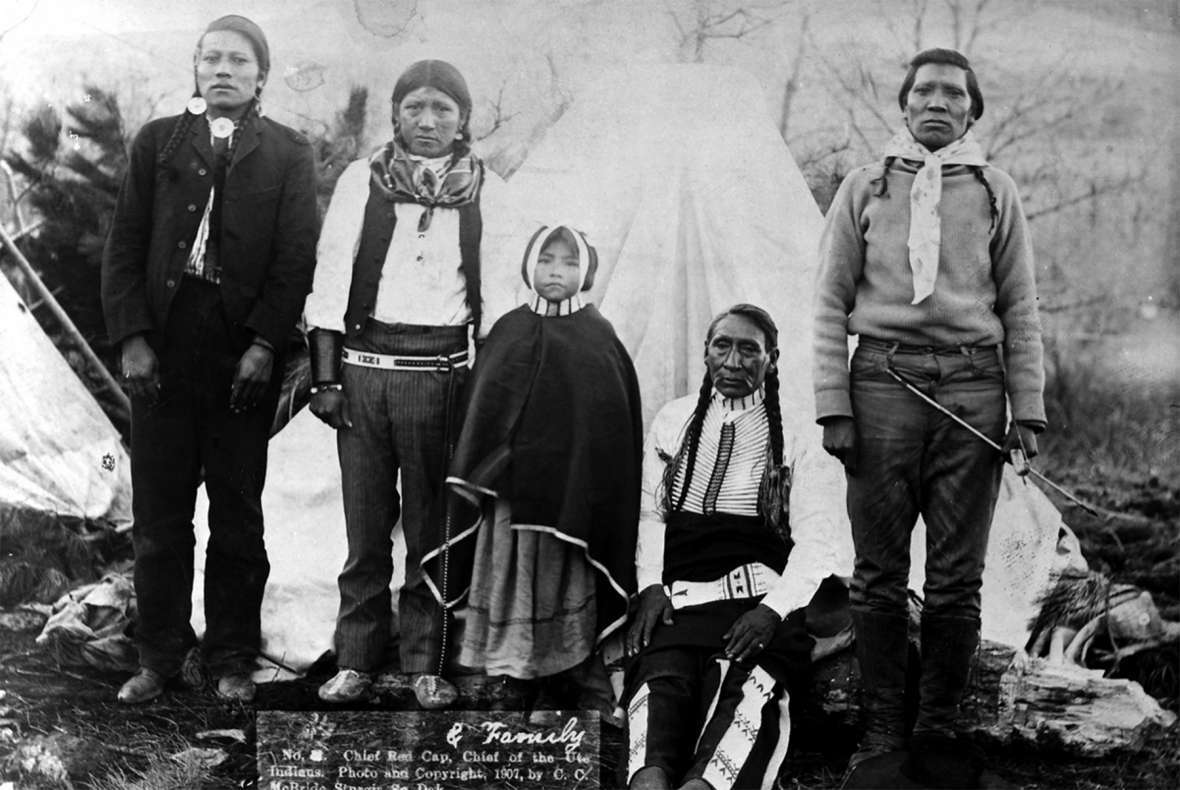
422,304,642,643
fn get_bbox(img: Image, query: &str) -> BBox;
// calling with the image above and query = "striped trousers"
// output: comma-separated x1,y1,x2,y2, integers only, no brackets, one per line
624,606,811,790
333,321,467,674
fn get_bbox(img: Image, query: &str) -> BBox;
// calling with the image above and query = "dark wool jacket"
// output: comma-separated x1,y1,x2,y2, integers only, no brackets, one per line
102,112,319,350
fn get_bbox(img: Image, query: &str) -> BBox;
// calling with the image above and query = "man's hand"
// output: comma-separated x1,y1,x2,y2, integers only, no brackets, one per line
821,416,858,474
120,335,160,403
1002,422,1039,474
230,343,274,413
722,604,780,664
626,584,673,656
309,389,352,430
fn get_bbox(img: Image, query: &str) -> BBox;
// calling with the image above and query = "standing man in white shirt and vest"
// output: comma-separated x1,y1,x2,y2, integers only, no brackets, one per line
303,59,516,709
623,304,850,790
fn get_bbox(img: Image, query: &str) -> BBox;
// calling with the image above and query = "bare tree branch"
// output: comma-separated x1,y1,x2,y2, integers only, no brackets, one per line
665,0,783,62
845,107,877,153
1025,174,1142,223
962,0,993,54
911,0,930,52
791,131,853,169
0,0,37,47
474,81,520,142
983,66,1120,160
1037,292,1119,314
810,39,896,148
778,10,811,140
0,161,31,235
980,55,1072,150
665,0,689,39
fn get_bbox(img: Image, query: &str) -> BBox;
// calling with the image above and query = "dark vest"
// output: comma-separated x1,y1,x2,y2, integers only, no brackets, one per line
343,176,483,340
662,510,793,584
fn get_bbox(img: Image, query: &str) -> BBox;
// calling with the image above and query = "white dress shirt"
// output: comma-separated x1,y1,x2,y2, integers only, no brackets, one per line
305,156,525,337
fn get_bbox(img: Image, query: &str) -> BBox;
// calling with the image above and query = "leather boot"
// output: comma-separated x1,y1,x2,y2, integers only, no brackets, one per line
913,615,979,737
849,611,911,762
629,766,672,790
905,615,984,788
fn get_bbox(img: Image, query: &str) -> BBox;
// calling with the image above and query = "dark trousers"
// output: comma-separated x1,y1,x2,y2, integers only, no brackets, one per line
846,340,1006,621
129,279,279,677
334,321,467,674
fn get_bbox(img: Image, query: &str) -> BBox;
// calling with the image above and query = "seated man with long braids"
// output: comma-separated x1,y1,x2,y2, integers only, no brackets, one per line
623,304,849,790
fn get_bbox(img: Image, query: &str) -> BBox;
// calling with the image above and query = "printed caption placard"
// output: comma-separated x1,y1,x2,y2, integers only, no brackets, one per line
257,710,600,790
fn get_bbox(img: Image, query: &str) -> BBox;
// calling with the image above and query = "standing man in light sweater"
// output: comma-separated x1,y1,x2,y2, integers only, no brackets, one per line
812,48,1045,788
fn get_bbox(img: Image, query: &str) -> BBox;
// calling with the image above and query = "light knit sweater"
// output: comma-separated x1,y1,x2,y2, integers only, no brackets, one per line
813,159,1046,426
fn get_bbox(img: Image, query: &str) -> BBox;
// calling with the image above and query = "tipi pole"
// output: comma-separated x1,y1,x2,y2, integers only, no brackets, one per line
0,223,130,415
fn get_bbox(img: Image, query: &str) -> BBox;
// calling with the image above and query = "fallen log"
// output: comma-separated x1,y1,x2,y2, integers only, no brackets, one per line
810,640,1177,757
368,637,1175,761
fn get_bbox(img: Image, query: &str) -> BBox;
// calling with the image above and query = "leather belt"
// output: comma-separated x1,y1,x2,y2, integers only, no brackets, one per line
665,562,780,610
858,335,997,357
342,347,468,372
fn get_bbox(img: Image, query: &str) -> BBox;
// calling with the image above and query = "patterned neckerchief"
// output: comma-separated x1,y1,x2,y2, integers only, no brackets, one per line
882,129,988,304
369,139,483,231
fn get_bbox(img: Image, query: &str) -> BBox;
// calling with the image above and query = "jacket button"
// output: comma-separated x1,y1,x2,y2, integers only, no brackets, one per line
177,240,187,249
187,204,197,212
166,279,176,288
198,168,208,176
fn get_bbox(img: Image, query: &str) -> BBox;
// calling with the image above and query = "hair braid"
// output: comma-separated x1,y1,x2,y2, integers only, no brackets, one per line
872,156,895,198
226,98,259,157
156,96,260,179
156,100,201,179
662,371,714,514
762,367,784,468
969,165,998,233
757,365,789,528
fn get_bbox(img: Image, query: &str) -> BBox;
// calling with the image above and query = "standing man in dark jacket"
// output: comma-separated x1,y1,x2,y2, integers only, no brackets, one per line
102,14,318,704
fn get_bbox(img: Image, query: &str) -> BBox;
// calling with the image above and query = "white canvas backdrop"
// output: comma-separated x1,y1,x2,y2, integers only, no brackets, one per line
187,64,1073,676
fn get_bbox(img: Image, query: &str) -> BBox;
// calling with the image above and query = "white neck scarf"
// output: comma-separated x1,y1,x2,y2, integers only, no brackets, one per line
882,129,988,304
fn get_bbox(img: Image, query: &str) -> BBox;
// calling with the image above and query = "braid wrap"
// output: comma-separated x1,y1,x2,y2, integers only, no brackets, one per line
969,165,999,232
156,105,200,179
661,303,784,519
662,371,714,514
872,156,895,198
